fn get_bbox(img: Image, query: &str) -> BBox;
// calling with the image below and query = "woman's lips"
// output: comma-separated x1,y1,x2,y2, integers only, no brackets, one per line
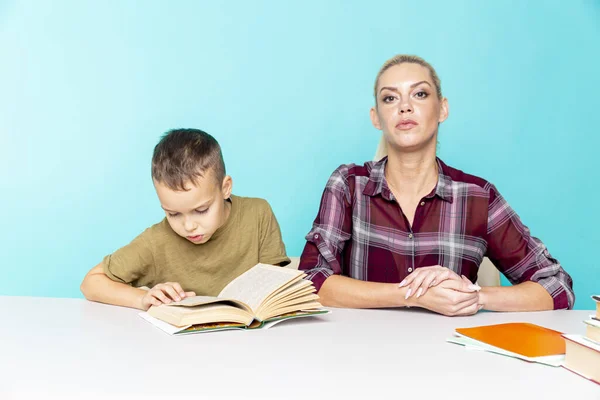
396,119,418,130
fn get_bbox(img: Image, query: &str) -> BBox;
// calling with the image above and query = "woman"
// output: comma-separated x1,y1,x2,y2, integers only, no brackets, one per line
298,55,574,315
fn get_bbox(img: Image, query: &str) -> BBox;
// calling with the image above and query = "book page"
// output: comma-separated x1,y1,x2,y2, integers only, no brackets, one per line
171,296,221,306
261,282,315,310
268,279,312,302
218,263,304,312
166,295,251,312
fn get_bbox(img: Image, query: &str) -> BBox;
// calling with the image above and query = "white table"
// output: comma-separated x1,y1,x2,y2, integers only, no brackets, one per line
0,296,597,399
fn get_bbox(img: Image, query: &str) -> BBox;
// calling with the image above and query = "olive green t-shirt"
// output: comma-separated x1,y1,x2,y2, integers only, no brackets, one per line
102,195,290,296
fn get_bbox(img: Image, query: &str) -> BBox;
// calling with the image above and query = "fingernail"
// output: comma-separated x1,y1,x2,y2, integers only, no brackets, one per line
175,297,181,302
405,288,412,299
399,279,407,287
180,292,186,297
416,288,423,298
469,284,481,291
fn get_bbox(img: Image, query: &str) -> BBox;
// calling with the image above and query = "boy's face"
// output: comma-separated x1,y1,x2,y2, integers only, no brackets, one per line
154,171,233,244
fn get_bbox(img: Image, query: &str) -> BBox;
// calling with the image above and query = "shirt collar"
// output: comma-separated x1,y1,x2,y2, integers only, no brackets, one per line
363,156,454,203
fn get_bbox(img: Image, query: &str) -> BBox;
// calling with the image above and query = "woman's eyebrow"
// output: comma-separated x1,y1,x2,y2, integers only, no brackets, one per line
379,81,432,94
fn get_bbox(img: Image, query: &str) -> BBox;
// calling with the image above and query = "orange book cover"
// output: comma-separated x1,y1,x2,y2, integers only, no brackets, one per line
455,323,565,358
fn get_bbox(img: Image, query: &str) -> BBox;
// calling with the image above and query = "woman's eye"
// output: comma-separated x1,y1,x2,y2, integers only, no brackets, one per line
168,212,180,217
415,91,428,99
382,95,396,103
195,208,209,215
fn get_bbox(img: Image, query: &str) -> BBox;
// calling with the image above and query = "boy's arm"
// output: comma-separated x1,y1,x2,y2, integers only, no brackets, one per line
81,264,196,310
81,229,155,309
80,227,194,310
80,263,148,310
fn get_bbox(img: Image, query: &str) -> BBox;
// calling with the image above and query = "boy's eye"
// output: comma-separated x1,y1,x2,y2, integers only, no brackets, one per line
195,208,209,215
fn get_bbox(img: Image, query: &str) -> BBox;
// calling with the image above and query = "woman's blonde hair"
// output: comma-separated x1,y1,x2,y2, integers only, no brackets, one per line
373,55,442,100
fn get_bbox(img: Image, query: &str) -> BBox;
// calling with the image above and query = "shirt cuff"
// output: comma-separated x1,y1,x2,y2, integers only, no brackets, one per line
551,289,572,310
305,268,334,293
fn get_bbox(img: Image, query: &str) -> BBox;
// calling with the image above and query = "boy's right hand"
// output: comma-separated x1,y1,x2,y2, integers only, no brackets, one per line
140,282,196,310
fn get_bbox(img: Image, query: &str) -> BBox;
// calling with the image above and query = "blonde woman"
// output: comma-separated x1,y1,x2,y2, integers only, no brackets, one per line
298,55,574,315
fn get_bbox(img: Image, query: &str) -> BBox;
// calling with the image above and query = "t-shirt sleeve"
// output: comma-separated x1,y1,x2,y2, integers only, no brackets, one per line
102,229,155,286
257,200,291,266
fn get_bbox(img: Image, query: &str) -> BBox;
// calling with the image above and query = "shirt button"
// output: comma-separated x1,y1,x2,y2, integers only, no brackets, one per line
408,268,413,272
408,233,413,239
420,201,425,206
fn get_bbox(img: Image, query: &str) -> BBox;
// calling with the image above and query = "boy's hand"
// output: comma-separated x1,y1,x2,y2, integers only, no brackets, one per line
140,282,196,310
399,265,480,299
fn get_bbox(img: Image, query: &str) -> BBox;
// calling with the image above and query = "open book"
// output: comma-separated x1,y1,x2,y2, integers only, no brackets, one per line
141,263,327,335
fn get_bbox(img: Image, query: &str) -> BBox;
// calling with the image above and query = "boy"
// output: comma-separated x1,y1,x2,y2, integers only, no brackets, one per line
81,129,290,310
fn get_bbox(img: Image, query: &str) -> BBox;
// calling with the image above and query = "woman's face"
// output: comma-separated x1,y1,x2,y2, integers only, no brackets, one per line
371,63,448,153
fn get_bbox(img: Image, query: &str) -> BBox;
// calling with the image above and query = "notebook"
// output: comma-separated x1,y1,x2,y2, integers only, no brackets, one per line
448,322,566,366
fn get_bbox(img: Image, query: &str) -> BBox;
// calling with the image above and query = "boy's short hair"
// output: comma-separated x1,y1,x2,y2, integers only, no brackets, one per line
151,129,226,191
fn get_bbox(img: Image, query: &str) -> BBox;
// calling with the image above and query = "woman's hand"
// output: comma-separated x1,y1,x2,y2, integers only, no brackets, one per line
399,265,480,299
413,278,483,316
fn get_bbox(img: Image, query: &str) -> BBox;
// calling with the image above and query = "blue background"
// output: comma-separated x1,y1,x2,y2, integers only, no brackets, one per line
1,0,598,309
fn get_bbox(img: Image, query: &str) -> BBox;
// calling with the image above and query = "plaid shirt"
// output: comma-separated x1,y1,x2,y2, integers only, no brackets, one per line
298,157,574,310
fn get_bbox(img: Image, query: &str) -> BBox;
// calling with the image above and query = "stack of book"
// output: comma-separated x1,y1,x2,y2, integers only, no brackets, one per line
448,295,600,385
561,295,600,384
